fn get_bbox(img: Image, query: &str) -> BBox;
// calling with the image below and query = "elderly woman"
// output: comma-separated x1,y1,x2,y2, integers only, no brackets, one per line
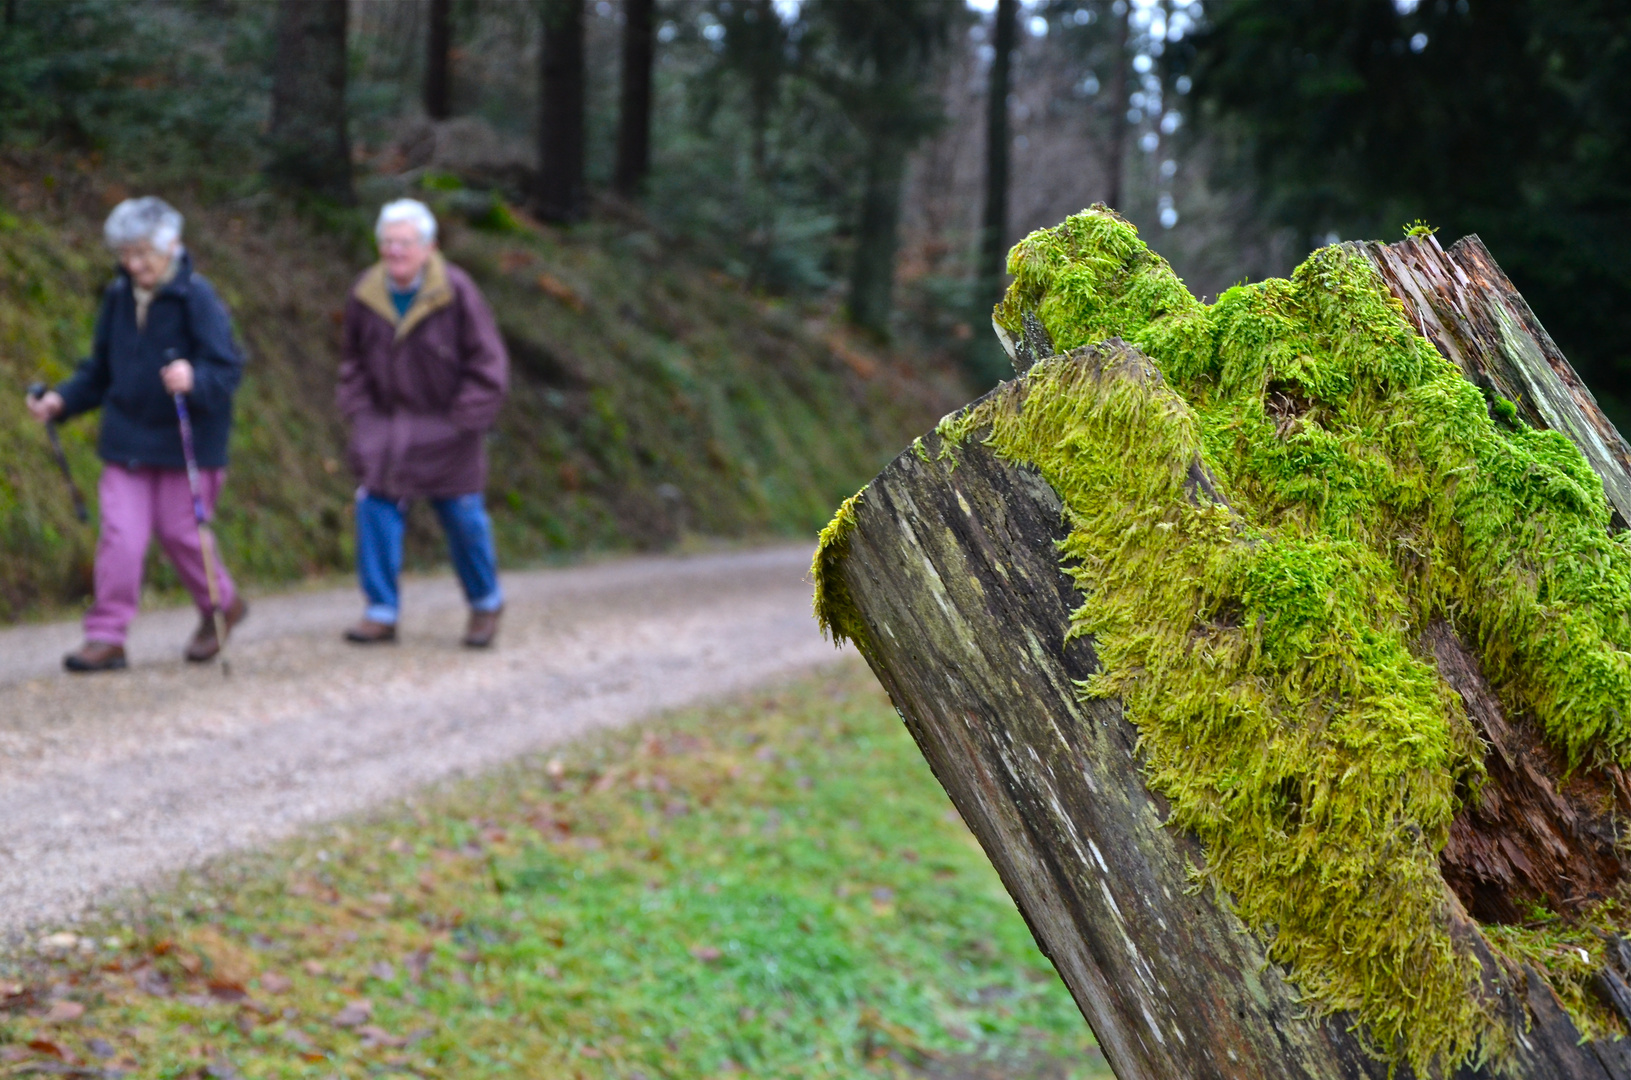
27,196,247,672
339,199,509,647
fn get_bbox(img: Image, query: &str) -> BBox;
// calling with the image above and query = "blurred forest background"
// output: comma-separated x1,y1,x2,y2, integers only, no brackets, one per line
0,0,1627,613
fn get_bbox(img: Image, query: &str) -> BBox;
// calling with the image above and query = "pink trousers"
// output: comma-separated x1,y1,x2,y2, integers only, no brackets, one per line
84,464,238,646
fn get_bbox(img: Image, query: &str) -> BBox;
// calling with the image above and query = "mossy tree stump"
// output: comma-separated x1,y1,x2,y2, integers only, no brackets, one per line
817,225,1631,1080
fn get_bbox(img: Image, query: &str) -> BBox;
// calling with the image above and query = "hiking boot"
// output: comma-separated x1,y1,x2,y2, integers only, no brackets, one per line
344,619,398,644
463,606,503,649
64,641,127,673
185,595,249,662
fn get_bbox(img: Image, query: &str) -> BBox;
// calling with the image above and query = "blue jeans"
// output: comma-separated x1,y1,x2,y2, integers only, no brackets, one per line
356,491,503,626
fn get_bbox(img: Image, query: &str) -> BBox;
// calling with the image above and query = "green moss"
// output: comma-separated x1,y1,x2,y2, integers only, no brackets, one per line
812,489,870,655
819,206,1631,1073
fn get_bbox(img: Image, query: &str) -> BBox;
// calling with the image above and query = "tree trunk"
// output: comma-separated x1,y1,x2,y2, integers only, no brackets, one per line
536,0,586,224
847,142,906,337
614,0,654,198
823,239,1631,1078
267,0,353,204
425,0,452,121
978,0,1016,315
1103,3,1129,213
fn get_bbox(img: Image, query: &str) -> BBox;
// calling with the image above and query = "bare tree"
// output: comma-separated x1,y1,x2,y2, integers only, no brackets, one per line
614,0,654,198
1103,2,1130,212
425,0,452,120
978,0,1017,315
268,0,354,203
536,0,586,223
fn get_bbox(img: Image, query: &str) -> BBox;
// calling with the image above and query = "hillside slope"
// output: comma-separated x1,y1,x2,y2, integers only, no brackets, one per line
0,164,964,620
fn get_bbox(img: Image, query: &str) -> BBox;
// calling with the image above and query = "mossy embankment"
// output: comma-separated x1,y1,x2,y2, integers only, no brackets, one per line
0,164,961,620
817,208,1631,1073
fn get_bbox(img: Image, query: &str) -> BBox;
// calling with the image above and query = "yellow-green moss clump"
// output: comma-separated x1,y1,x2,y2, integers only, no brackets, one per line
815,208,1631,1074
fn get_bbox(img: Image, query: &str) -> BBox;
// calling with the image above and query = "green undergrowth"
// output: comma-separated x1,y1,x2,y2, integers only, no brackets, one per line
0,662,1105,1079
0,160,959,620
815,207,1631,1073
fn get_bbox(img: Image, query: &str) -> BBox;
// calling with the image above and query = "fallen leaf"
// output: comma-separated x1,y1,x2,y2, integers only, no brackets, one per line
404,949,431,982
333,999,373,1027
259,972,292,994
368,961,396,982
132,965,171,997
41,1000,85,1023
26,1038,66,1059
85,1038,115,1059
689,945,722,963
302,960,326,977
356,1023,407,1048
208,979,248,1002
536,272,587,312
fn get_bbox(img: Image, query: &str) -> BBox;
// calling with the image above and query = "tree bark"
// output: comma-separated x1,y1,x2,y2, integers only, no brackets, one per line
614,0,654,198
826,240,1631,1077
425,0,452,121
978,0,1016,315
536,0,586,224
267,0,354,204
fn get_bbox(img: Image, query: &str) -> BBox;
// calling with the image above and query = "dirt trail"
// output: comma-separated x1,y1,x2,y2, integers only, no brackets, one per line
0,544,841,939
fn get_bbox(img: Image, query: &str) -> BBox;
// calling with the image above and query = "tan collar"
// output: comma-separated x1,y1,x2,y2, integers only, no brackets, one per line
133,253,183,330
353,251,455,341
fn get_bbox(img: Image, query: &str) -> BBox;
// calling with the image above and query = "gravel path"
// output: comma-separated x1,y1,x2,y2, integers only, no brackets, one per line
0,544,841,939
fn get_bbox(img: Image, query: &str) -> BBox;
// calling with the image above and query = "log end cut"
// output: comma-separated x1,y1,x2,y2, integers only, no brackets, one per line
816,209,1631,1080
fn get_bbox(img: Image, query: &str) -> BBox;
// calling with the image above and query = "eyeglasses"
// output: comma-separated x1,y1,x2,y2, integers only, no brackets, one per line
379,238,424,252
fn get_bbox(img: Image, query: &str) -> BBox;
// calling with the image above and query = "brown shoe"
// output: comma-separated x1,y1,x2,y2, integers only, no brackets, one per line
64,641,128,673
185,595,249,662
463,606,503,648
344,619,398,644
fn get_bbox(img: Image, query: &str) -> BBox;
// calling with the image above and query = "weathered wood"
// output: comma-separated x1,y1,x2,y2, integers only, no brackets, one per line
1359,234,1631,529
1362,237,1631,1015
831,249,1631,1075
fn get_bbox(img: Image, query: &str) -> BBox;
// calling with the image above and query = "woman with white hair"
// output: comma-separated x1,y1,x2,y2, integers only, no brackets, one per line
26,196,248,672
337,198,510,647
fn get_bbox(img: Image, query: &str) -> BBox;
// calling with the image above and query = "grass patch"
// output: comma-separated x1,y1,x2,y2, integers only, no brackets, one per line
0,661,1104,1079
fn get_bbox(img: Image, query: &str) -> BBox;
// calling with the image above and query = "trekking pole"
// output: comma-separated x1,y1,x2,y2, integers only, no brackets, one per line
26,382,89,523
168,357,231,676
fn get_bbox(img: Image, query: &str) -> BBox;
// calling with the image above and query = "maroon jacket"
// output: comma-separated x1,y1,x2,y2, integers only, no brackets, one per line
338,253,509,498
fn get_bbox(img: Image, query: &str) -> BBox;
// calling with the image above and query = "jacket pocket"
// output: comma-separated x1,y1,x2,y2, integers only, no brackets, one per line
401,412,482,492
346,407,391,483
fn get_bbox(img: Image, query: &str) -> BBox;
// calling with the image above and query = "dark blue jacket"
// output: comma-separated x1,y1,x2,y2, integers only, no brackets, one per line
55,250,244,470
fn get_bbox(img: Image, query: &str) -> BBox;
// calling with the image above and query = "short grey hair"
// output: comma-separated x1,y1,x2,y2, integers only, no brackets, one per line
376,199,437,244
104,196,183,251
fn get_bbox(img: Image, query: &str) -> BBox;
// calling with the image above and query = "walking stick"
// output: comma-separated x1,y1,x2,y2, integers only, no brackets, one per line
171,371,231,676
25,383,89,523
